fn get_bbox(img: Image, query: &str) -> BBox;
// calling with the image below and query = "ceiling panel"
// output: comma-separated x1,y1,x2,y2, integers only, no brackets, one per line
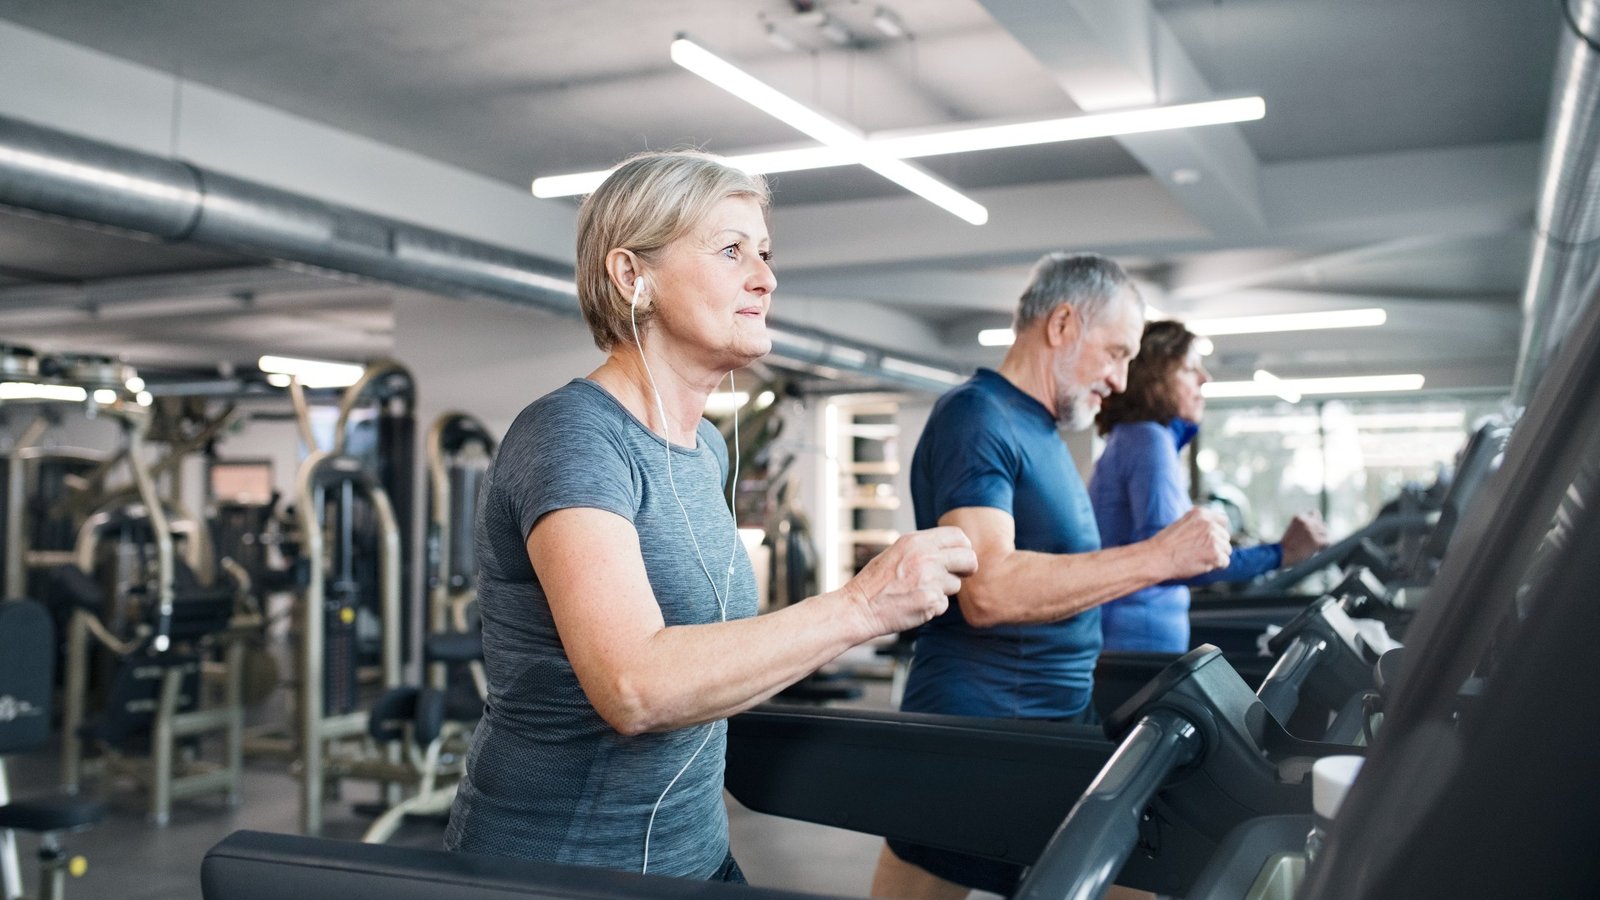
1155,0,1559,163
0,0,1566,393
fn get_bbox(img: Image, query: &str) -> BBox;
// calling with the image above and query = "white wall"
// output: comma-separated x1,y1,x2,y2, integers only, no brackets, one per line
775,295,947,360
391,294,604,443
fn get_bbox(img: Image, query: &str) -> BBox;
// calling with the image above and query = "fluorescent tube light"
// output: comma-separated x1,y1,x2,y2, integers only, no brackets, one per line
1204,373,1426,399
1188,308,1386,337
531,169,613,198
257,355,365,389
531,96,1264,199
765,22,798,52
1223,411,1465,435
704,391,751,413
0,382,88,402
92,388,119,404
817,15,852,46
668,36,987,224
870,97,1264,159
978,328,1016,347
872,6,907,38
1252,369,1302,403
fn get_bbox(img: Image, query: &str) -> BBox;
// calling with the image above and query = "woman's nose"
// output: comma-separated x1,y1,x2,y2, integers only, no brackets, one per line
749,258,776,294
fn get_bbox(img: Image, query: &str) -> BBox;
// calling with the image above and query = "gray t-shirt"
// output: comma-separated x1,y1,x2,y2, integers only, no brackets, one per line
445,378,758,877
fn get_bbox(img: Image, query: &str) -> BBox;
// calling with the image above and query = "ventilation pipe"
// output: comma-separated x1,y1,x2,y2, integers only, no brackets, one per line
0,114,965,394
1512,0,1600,406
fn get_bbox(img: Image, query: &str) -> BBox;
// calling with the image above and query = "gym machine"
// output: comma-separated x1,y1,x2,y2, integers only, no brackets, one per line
290,450,407,836
55,394,250,825
0,345,251,826
265,358,464,836
0,599,103,900
422,411,494,699
353,411,495,844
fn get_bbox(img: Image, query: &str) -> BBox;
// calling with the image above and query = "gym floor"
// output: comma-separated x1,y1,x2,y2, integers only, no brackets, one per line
4,677,1004,900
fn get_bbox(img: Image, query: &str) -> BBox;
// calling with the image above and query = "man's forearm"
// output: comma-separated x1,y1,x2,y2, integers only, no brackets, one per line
958,542,1170,627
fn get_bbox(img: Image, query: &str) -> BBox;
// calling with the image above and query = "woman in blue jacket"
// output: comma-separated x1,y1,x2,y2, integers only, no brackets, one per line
1088,320,1329,652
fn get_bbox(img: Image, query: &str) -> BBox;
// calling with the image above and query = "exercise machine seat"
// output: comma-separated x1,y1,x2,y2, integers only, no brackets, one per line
0,598,106,832
0,798,103,834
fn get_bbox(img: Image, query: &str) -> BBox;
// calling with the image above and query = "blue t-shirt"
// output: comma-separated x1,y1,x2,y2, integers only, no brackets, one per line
445,379,757,878
903,368,1103,719
1089,419,1281,653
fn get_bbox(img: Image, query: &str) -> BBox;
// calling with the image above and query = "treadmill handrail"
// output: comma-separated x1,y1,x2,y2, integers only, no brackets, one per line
1255,636,1329,724
1012,708,1203,900
1244,511,1434,596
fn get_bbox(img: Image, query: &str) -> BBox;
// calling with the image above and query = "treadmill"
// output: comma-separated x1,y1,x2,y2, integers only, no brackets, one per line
199,249,1599,900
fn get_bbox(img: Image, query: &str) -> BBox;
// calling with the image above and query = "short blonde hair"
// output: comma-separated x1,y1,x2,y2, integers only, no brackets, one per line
575,151,770,351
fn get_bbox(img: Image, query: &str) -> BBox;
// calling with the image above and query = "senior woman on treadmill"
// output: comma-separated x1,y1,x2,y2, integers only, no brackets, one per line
1089,319,1329,653
445,151,976,883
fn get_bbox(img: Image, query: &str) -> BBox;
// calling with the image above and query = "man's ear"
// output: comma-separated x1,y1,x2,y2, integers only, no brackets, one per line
1046,303,1081,349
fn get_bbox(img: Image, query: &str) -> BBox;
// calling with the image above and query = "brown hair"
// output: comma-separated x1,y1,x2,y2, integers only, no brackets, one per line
1096,319,1198,435
574,151,770,351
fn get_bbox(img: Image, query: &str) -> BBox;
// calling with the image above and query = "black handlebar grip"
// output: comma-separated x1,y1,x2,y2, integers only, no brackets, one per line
1256,635,1328,724
1012,707,1204,900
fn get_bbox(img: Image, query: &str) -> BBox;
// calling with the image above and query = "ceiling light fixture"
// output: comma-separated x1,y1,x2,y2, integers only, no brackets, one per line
704,391,751,413
1204,372,1426,400
978,328,1016,347
871,6,907,38
0,381,89,402
1251,369,1302,403
764,22,798,52
1187,308,1387,337
816,15,853,45
257,354,365,389
666,35,987,224
532,94,1265,200
534,93,1260,198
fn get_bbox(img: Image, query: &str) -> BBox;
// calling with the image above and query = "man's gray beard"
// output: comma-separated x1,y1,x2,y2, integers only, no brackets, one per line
1052,335,1094,430
1059,395,1097,432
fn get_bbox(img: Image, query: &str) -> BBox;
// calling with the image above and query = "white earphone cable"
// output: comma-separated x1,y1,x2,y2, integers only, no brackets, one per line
629,275,742,875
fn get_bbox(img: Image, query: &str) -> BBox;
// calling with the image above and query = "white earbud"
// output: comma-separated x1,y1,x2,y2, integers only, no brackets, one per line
631,274,646,307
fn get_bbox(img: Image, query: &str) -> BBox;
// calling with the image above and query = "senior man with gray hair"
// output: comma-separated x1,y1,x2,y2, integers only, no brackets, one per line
869,252,1234,900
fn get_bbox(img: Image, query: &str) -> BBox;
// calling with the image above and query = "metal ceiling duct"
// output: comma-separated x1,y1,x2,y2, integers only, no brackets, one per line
1512,0,1600,406
0,113,965,394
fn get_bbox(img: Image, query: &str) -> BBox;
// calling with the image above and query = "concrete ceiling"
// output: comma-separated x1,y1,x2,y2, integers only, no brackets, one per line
0,0,1565,394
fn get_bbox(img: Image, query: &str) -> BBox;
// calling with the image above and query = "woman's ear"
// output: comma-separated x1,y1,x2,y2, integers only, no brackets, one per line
605,249,644,307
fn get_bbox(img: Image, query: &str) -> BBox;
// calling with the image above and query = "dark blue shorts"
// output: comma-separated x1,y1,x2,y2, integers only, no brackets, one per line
711,853,747,884
885,839,1025,896
886,703,1101,895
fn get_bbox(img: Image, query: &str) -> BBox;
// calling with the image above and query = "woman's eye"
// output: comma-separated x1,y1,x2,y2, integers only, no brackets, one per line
722,244,740,258
759,250,773,263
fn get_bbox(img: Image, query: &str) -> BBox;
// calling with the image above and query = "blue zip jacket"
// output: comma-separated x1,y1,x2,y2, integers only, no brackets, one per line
1088,419,1281,652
